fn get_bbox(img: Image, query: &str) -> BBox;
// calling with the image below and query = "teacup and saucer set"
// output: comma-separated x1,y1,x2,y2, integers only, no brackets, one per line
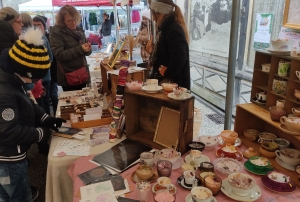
219,130,242,147
244,156,274,175
216,145,243,161
261,171,296,193
185,187,217,202
275,148,300,171
154,148,184,169
252,91,267,105
168,87,193,100
184,150,210,168
177,169,201,190
152,176,177,195
141,79,163,93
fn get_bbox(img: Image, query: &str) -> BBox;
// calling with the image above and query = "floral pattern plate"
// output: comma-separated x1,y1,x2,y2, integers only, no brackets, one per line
261,171,296,193
213,157,243,176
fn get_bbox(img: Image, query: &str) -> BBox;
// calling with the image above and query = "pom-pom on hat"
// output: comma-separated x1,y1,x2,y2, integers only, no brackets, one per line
8,27,50,79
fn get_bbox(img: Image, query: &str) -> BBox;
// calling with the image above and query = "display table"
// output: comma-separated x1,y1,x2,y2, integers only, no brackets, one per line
69,143,300,202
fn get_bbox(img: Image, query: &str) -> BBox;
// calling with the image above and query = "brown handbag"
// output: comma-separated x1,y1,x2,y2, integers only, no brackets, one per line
145,35,153,54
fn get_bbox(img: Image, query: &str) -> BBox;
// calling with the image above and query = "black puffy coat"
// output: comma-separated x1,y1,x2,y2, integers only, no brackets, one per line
151,14,190,89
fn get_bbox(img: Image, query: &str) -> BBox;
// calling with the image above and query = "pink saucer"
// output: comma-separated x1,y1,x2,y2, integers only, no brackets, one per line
216,149,243,161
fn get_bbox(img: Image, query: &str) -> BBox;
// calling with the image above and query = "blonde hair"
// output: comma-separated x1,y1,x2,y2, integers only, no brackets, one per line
55,5,81,27
20,13,33,28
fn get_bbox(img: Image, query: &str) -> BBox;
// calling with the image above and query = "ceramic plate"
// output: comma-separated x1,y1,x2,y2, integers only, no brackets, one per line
216,149,243,161
198,136,219,150
265,48,291,55
185,193,217,202
221,179,262,202
167,92,193,100
185,154,210,167
275,157,295,171
252,98,266,105
261,171,296,193
152,183,176,194
153,155,184,170
213,157,243,176
141,86,163,93
244,159,273,175
130,171,158,183
177,175,201,190
279,124,300,136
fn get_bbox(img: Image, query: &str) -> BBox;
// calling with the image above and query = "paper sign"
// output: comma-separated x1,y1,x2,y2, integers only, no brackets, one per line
83,113,102,121
253,13,274,49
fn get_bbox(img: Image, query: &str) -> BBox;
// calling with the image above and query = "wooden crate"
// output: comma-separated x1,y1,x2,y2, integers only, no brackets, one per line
124,90,194,154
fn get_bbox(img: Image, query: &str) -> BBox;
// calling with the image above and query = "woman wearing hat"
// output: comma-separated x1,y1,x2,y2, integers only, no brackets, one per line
137,9,152,62
50,5,92,91
150,0,190,89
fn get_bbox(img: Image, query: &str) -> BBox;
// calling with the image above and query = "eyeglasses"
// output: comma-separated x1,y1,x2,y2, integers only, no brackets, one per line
14,20,23,25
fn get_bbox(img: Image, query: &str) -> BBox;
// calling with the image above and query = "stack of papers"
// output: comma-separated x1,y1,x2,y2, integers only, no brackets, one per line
52,140,90,157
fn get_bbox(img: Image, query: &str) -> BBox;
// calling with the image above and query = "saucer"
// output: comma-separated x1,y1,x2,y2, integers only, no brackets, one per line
221,178,261,202
130,171,158,183
261,175,296,193
185,154,210,167
167,92,193,100
244,160,273,175
252,98,266,105
275,157,295,171
177,175,201,190
279,124,300,136
153,155,184,170
185,193,217,202
141,86,163,93
218,136,242,147
265,48,291,55
152,182,176,194
216,149,243,161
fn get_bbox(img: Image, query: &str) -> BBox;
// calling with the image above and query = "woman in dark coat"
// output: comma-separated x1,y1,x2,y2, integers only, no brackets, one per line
150,0,190,89
50,5,92,91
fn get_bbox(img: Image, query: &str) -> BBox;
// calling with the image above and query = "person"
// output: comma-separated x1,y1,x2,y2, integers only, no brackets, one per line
20,13,33,29
100,12,112,47
33,15,53,114
137,9,152,62
0,27,66,202
149,0,191,89
0,20,18,54
0,7,23,36
50,5,92,91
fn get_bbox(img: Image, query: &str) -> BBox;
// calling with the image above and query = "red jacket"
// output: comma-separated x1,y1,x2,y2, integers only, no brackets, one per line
31,80,44,99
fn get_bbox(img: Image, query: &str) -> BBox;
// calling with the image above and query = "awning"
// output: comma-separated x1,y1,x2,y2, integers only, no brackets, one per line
51,0,120,7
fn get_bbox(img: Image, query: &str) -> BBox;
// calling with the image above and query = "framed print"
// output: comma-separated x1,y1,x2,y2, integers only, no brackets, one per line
283,0,300,29
107,40,125,69
153,107,180,150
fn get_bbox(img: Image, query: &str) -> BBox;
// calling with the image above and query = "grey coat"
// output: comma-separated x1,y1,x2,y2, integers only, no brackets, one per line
50,25,91,87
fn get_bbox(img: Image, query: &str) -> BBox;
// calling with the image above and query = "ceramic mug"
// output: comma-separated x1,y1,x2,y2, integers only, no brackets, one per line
184,170,197,185
140,152,154,167
256,92,267,102
191,187,213,202
272,79,287,95
296,71,300,80
147,79,158,90
292,107,300,117
261,63,271,72
278,61,291,76
258,132,277,143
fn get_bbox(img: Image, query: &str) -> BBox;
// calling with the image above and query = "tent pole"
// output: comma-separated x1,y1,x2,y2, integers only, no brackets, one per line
126,4,131,35
114,3,119,42
224,0,241,129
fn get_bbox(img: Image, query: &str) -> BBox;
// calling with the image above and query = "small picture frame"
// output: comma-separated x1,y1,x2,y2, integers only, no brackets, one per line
107,40,125,69
153,107,180,150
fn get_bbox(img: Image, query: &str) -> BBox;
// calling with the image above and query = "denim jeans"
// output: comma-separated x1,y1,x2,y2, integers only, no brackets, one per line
0,159,32,202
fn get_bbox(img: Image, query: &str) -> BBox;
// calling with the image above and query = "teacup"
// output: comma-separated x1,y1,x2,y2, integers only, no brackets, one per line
220,130,238,145
228,173,256,196
272,138,290,149
275,148,300,167
173,87,190,98
157,177,172,189
189,150,202,165
183,170,197,186
256,91,267,102
191,187,212,202
280,116,300,133
296,71,300,80
276,99,285,108
278,61,291,76
292,107,300,117
140,152,154,167
258,132,277,143
220,145,241,159
181,163,195,174
147,79,158,90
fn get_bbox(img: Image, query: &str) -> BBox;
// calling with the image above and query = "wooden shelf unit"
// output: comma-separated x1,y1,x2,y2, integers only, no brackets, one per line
251,51,300,114
235,104,300,187
124,90,194,154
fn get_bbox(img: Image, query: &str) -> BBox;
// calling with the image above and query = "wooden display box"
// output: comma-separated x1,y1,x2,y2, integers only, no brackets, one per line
71,116,112,129
124,90,194,154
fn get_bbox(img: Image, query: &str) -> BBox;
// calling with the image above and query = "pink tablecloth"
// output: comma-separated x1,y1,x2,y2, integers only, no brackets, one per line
68,145,300,202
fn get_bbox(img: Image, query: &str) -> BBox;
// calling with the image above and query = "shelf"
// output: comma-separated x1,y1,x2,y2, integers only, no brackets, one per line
272,74,289,80
254,69,270,74
288,98,300,105
269,91,286,99
252,85,268,92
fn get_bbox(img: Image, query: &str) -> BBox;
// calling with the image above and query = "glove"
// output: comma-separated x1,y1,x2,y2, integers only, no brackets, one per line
36,127,52,144
42,117,66,132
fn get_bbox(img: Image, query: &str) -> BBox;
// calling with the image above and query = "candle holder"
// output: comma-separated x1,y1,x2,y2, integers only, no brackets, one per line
157,160,172,177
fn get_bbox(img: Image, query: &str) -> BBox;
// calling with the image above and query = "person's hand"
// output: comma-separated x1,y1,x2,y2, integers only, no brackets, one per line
42,117,66,132
36,127,52,144
82,42,91,52
159,65,167,76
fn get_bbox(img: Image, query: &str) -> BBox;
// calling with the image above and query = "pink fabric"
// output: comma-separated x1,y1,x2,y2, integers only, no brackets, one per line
68,145,300,202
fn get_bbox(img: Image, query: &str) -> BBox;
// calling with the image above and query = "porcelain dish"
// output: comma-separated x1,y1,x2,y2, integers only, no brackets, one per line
167,92,193,100
221,178,261,202
152,183,176,194
153,155,184,170
216,149,243,160
275,157,295,171
131,171,158,183
252,98,266,105
199,136,219,150
244,156,274,175
261,171,296,193
265,48,290,55
185,154,210,167
279,124,300,135
185,193,217,202
141,86,162,93
213,157,243,176
177,175,201,190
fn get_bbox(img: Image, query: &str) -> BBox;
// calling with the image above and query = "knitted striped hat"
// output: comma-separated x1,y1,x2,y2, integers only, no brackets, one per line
8,27,50,79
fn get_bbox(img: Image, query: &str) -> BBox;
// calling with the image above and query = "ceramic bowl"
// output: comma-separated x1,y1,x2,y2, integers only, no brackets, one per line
220,145,239,158
260,144,277,158
153,190,175,202
228,173,256,196
191,186,213,202
158,149,181,164
280,116,300,133
258,132,277,143
161,83,178,92
199,136,219,150
220,130,238,145
271,39,293,51
261,63,271,72
199,171,215,185
135,164,154,180
275,148,300,167
126,81,143,91
243,129,259,141
188,141,205,152
261,142,279,152
272,138,290,149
